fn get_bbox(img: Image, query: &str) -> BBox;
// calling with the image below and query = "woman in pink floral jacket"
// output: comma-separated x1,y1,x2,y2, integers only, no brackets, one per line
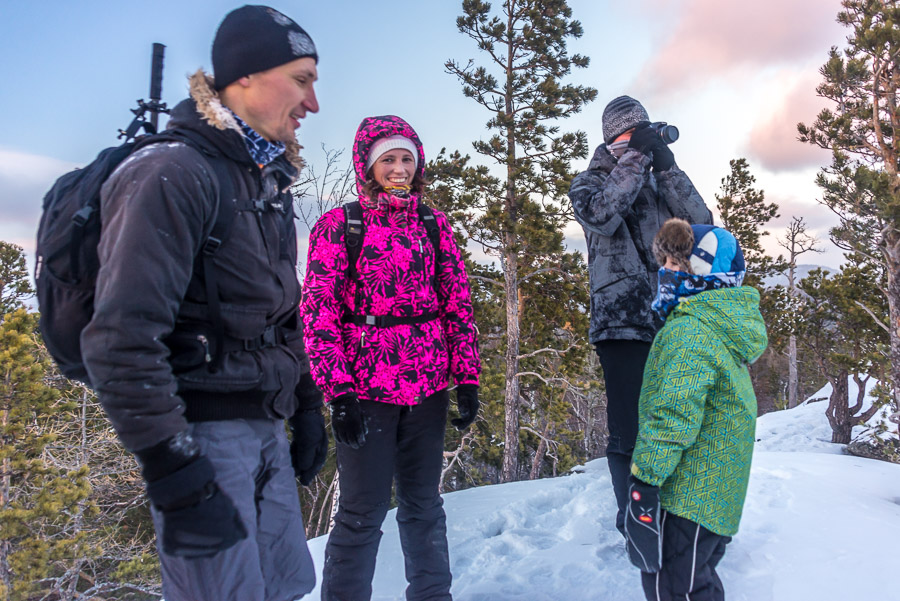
301,115,480,601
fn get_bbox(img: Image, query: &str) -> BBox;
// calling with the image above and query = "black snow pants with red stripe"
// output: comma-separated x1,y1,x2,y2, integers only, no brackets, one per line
640,511,732,601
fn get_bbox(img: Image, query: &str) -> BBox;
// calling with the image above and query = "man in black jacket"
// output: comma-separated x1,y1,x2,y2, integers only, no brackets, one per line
81,7,326,600
568,96,712,537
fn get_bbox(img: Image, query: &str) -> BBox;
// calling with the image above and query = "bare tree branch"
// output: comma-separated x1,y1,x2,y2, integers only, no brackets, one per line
517,344,577,360
854,300,891,333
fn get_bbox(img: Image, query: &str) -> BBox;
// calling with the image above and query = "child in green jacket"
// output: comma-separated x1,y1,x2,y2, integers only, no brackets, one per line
624,218,768,601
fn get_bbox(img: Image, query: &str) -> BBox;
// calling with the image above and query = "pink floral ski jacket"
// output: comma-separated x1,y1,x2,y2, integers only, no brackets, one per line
301,116,480,405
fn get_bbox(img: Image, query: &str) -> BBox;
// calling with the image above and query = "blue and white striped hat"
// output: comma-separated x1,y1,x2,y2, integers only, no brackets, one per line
689,225,745,276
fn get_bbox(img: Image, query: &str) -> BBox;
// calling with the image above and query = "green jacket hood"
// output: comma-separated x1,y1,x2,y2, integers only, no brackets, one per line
672,286,767,365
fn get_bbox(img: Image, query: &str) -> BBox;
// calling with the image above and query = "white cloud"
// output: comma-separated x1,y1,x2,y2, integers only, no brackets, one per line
0,148,76,237
631,0,844,100
743,70,833,172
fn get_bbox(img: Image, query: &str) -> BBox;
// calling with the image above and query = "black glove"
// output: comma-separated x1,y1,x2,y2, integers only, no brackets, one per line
626,123,658,156
650,143,675,172
624,475,662,573
628,124,675,171
295,370,324,410
329,392,368,449
289,408,328,485
452,384,480,431
144,453,247,559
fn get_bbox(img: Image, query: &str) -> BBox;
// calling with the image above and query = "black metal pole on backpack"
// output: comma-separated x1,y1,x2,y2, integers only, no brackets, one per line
118,42,170,141
149,43,165,132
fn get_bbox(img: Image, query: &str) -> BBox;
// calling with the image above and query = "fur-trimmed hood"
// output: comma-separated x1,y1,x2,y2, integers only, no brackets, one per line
185,69,305,174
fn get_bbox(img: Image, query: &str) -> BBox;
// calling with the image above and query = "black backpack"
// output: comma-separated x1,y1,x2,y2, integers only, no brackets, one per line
35,129,236,385
340,200,444,327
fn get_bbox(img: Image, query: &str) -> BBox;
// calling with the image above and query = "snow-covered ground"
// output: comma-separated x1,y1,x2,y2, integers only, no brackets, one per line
306,385,900,600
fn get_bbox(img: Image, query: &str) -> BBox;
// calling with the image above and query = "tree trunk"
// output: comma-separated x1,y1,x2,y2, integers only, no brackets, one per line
788,334,799,408
826,371,851,444
501,245,521,483
787,260,799,409
885,240,900,441
500,13,521,484
529,422,549,481
1,405,10,595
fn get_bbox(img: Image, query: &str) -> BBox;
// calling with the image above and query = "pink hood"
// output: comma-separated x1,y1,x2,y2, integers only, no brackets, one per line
352,115,426,184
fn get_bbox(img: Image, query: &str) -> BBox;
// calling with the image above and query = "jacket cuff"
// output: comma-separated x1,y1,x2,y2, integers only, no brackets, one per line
455,374,480,386
295,371,324,411
326,381,356,403
619,149,652,171
630,462,666,488
134,431,201,482
653,163,685,180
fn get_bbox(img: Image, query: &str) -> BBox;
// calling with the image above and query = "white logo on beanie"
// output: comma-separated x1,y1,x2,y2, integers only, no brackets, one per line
267,8,293,26
288,30,316,57
690,231,719,276
690,226,743,276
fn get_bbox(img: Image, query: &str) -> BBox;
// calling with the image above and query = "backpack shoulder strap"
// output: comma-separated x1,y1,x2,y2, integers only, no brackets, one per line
417,203,441,253
138,129,238,251
139,128,238,370
416,203,444,298
192,147,236,371
343,201,364,282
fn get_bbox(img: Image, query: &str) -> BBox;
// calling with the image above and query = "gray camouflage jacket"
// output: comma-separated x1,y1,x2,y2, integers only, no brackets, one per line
569,145,712,343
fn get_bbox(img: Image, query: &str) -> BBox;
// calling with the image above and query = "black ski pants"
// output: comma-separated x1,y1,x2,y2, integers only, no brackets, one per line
322,390,451,601
641,512,731,601
594,339,653,535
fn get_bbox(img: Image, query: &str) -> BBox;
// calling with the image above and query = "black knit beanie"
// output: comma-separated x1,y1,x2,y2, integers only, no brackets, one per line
602,95,650,145
212,5,318,91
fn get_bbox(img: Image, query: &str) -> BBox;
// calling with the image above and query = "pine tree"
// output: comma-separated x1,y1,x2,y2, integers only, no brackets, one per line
1,241,158,598
798,0,900,421
0,310,90,601
0,243,32,317
444,0,596,482
796,263,889,443
715,158,781,281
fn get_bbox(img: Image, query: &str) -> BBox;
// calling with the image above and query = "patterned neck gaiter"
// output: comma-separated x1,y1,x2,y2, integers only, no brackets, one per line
361,191,417,228
383,184,411,198
228,109,286,166
651,268,745,320
607,140,630,159
361,190,414,212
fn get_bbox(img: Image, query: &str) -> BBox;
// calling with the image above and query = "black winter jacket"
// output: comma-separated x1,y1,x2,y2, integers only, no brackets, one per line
569,146,712,344
82,71,313,451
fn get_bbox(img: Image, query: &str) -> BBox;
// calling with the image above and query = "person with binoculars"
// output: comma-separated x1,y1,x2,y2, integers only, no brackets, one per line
568,95,712,537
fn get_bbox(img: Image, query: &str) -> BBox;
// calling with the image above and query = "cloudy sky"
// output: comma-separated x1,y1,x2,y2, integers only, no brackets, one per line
0,0,847,271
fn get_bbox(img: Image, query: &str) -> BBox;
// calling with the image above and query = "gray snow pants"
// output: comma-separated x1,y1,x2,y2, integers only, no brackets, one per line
150,418,316,601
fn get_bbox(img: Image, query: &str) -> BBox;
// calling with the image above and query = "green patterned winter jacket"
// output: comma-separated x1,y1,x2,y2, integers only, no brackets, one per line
631,286,767,536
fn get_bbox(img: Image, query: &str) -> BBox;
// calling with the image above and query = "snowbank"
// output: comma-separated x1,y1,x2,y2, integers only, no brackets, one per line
756,377,899,453
305,390,900,600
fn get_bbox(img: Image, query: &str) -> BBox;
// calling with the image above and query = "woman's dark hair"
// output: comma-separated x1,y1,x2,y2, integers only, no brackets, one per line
360,169,429,200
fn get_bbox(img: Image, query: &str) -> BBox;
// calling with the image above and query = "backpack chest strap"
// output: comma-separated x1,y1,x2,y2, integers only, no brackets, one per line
340,311,439,328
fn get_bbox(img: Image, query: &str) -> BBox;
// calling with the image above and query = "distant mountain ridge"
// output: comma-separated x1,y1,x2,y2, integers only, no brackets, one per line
762,263,835,289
